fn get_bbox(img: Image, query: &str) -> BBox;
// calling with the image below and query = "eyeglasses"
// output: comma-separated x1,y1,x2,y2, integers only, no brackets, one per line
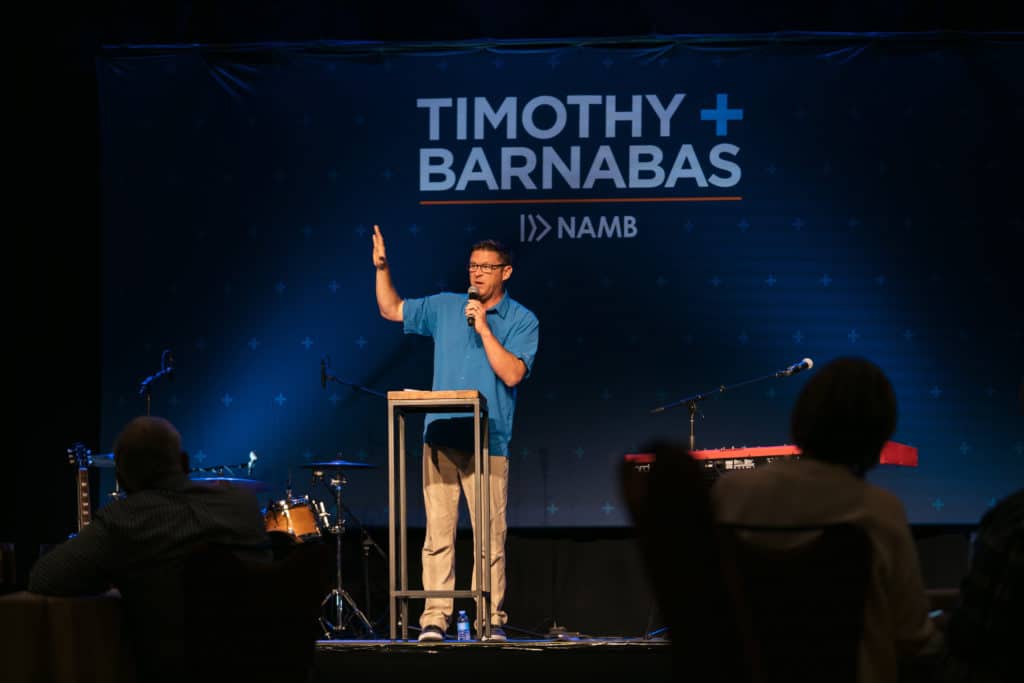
467,263,508,273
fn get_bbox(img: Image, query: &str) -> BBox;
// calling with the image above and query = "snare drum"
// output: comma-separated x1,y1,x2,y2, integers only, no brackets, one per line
263,496,323,542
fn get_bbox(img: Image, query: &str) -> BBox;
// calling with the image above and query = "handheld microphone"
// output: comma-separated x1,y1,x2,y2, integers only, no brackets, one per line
779,358,814,377
467,286,481,327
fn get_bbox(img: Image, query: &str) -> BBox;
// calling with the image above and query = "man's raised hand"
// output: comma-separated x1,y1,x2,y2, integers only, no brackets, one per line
372,224,388,270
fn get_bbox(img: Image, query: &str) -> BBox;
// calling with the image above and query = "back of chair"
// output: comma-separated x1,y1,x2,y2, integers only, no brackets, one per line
622,444,750,683
623,443,873,683
183,541,330,683
716,523,872,683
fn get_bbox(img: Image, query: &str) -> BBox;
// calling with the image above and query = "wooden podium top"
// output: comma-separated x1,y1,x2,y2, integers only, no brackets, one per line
387,389,482,401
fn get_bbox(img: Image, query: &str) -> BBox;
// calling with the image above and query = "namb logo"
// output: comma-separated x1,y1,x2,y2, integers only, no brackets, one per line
520,214,638,242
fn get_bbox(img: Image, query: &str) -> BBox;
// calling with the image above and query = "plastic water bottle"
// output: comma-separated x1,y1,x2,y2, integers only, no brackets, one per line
456,610,471,641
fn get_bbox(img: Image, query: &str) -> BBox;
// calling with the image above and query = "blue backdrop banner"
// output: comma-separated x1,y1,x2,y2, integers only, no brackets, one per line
96,37,1023,527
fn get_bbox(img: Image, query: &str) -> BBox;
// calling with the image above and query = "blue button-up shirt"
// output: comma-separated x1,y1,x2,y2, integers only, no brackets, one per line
403,291,539,456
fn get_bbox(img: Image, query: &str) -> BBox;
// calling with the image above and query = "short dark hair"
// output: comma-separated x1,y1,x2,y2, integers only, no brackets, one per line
470,239,512,266
114,416,186,492
790,357,897,476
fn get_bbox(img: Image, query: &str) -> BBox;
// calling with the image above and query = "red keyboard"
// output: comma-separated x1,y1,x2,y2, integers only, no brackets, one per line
625,440,918,467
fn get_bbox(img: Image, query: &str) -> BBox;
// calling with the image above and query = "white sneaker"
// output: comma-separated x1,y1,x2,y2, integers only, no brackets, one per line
482,626,507,642
418,625,445,642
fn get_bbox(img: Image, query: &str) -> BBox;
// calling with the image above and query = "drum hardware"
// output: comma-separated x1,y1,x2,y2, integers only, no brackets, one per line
302,458,378,639
315,499,332,530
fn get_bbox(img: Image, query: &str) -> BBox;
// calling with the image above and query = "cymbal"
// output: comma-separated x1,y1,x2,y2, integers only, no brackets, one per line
89,453,116,468
190,476,270,492
301,459,376,470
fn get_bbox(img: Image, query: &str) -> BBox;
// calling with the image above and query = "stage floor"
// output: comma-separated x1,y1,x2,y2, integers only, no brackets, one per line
314,637,673,682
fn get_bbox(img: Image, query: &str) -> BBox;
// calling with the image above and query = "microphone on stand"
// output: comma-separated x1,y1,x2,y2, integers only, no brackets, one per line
163,349,175,380
321,356,328,389
778,358,814,377
467,286,481,327
138,350,175,396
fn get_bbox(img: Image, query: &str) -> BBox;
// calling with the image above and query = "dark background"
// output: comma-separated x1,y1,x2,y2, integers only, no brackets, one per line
9,1,1022,635
90,34,1020,526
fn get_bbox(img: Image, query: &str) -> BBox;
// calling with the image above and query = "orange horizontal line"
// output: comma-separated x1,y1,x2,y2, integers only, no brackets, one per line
419,196,743,206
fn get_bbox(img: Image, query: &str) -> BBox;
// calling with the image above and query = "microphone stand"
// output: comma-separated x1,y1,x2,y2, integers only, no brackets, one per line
323,372,386,399
138,349,175,416
126,349,174,499
649,366,798,451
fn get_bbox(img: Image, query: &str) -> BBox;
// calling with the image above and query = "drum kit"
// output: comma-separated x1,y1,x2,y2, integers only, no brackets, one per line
262,458,379,639
88,352,387,638
80,447,381,639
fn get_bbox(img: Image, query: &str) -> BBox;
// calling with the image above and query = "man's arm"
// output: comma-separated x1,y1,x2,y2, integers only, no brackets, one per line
480,331,528,387
465,299,535,387
373,224,404,322
28,523,115,596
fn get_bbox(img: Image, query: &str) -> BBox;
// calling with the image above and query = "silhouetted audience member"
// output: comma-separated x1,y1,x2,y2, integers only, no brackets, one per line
711,356,941,683
936,487,1023,683
28,416,271,683
622,441,746,682
936,379,1024,682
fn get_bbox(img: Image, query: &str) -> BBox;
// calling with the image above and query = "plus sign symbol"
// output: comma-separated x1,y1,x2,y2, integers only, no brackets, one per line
701,93,744,136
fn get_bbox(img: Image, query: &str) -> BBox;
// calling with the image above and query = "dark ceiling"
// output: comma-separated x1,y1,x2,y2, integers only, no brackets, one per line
59,1,1023,47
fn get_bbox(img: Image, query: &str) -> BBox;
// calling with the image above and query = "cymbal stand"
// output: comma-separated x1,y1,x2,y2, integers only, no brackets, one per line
314,470,375,639
336,500,386,635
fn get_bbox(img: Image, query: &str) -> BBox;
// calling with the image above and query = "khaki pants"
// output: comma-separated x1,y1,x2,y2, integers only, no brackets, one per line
419,443,509,631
